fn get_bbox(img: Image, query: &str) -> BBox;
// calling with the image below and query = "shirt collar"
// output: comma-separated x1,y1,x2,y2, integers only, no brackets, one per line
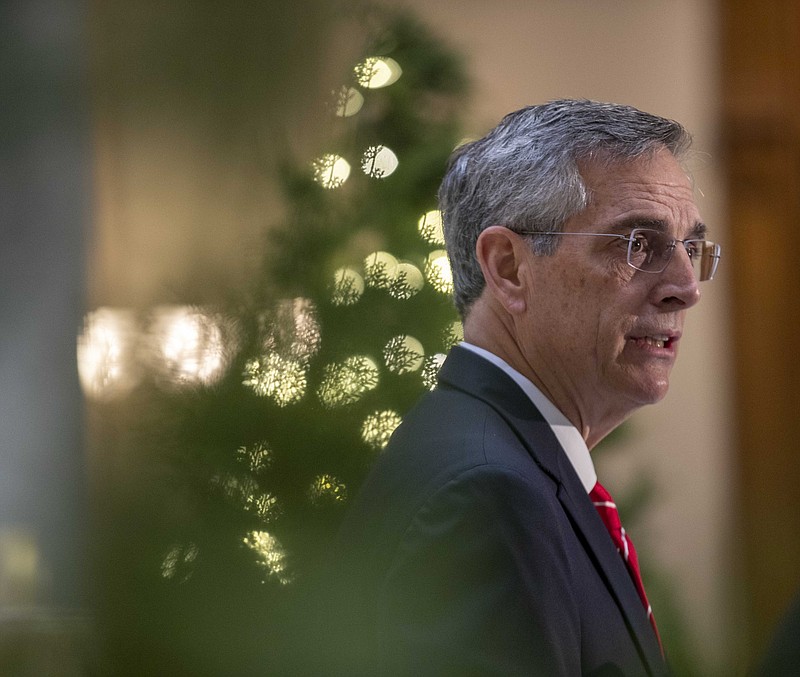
459,342,597,493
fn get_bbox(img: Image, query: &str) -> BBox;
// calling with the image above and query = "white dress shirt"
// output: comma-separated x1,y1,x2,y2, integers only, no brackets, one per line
459,342,597,493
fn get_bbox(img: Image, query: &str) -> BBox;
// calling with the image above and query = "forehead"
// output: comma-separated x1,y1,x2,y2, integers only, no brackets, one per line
574,148,702,236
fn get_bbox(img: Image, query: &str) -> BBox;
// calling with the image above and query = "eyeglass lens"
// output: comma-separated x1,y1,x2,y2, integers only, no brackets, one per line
627,229,720,281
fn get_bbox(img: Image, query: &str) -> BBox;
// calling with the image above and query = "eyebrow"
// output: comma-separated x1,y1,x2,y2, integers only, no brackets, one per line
610,217,708,239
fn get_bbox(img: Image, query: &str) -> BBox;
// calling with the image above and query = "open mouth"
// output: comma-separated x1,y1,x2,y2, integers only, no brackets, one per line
629,335,675,349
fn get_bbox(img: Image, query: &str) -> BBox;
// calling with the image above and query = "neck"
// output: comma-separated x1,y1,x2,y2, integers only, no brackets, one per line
463,300,634,449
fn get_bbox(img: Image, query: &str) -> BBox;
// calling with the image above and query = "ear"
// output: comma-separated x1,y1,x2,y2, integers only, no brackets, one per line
475,226,531,315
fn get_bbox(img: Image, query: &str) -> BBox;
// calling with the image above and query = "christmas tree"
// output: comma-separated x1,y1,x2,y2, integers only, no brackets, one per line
84,7,469,674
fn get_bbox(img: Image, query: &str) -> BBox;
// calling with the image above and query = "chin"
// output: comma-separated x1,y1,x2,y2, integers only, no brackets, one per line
617,372,671,407
634,378,670,405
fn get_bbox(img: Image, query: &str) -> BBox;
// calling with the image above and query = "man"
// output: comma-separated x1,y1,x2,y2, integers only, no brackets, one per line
329,100,721,675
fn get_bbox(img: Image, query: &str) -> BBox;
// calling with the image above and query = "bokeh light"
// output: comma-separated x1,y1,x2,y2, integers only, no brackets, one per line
417,210,445,246
364,251,399,290
308,474,348,505
242,353,307,406
334,85,364,117
331,267,365,306
148,306,231,387
244,492,281,522
361,410,403,450
260,298,320,364
425,250,454,295
211,471,281,523
442,320,464,350
242,531,293,585
422,353,447,390
312,153,351,189
361,145,399,178
77,307,139,399
317,355,380,408
236,442,274,474
211,472,258,502
161,543,198,583
354,56,402,88
383,335,425,374
388,262,424,300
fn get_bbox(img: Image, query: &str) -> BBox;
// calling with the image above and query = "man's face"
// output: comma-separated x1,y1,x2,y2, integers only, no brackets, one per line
520,148,702,426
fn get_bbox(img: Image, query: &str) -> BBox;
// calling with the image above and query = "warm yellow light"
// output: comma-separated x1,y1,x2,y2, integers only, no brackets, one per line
422,353,447,390
331,267,365,306
149,306,230,387
361,410,403,450
211,472,257,501
335,86,364,117
361,145,399,178
425,250,454,295
242,353,307,406
364,251,399,290
442,320,464,350
261,298,320,364
308,474,348,505
312,153,351,189
243,531,293,585
384,335,425,374
418,210,445,246
161,542,198,583
77,307,139,399
244,492,281,522
317,355,380,407
389,262,424,300
236,442,274,473
354,56,402,89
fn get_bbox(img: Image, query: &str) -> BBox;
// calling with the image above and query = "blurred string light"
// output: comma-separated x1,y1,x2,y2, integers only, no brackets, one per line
442,320,464,350
242,531,293,585
243,353,307,406
331,266,365,306
349,252,425,301
308,474,348,505
243,298,320,406
334,86,364,117
312,153,351,189
210,472,259,502
361,144,399,178
425,249,454,295
421,353,447,390
236,441,274,474
418,209,445,246
317,355,379,408
361,410,403,450
364,250,398,290
160,542,198,583
383,335,425,374
211,470,281,523
389,262,424,300
244,492,281,523
260,298,321,364
148,306,231,387
354,56,402,89
77,308,139,399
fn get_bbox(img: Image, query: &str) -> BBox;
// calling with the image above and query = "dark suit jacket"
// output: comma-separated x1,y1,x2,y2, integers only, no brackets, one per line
326,347,667,676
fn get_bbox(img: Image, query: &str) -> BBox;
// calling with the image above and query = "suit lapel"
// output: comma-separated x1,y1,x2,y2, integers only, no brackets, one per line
438,347,665,675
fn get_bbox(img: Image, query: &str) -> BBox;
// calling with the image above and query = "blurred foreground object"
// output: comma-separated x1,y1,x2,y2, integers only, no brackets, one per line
1,0,92,673
86,2,467,674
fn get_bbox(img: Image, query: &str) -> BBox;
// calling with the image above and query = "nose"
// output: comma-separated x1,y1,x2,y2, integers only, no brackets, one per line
653,244,701,309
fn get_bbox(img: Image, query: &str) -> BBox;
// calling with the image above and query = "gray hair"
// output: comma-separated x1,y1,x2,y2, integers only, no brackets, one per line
438,99,693,317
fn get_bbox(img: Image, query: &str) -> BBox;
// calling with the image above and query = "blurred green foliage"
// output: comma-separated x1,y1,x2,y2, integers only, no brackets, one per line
89,4,468,674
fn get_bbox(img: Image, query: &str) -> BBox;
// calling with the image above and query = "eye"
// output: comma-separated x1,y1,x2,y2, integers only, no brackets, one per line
685,240,702,259
628,231,650,254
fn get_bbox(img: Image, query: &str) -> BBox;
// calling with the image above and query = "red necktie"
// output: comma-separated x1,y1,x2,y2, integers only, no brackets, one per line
590,480,662,653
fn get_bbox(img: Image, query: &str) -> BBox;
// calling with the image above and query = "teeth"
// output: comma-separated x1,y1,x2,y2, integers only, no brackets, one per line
642,336,667,348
